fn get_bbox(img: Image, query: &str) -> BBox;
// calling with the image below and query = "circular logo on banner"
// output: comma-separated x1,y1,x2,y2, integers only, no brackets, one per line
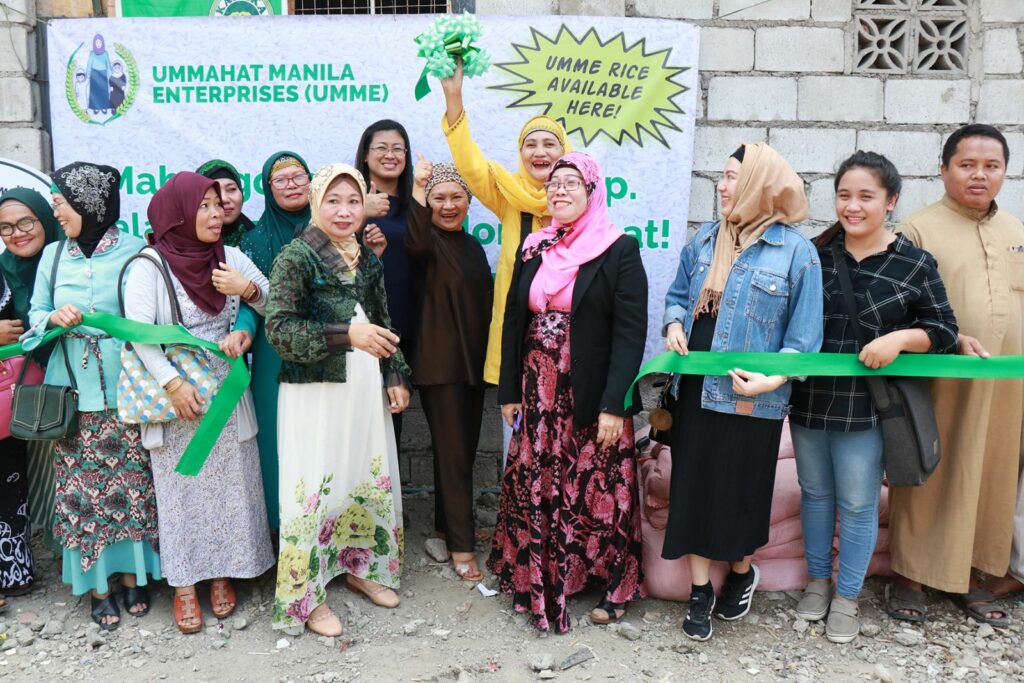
211,0,274,16
65,34,140,126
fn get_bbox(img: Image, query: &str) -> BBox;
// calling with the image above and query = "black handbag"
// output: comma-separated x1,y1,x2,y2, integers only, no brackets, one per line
831,242,941,487
9,241,80,441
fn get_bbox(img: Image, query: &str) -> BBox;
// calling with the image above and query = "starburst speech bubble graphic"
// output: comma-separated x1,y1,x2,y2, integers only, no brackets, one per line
489,25,691,148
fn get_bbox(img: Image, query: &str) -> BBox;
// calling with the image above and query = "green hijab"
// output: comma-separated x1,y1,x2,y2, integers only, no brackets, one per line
240,151,311,275
0,187,63,325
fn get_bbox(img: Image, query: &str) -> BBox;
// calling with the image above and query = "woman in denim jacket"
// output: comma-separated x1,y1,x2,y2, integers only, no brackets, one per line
661,143,823,641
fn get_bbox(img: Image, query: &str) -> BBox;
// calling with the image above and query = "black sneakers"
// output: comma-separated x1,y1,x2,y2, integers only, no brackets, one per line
683,585,715,641
714,564,761,621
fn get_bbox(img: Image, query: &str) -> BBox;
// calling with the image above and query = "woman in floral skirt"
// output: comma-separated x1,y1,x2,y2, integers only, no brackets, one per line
494,152,648,633
266,163,410,637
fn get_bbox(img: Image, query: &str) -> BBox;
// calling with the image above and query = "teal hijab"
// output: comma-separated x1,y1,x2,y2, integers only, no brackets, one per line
0,187,63,325
241,151,311,275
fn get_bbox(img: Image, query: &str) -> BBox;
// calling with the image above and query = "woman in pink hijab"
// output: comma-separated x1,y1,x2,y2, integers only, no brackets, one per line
494,152,648,633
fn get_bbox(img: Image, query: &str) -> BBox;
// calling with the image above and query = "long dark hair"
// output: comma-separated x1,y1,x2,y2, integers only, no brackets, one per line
815,150,902,248
354,119,413,216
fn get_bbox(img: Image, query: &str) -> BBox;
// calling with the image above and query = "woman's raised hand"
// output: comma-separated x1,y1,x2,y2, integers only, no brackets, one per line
212,262,250,297
439,58,464,97
413,153,433,189
363,223,387,259
364,181,391,219
348,323,399,358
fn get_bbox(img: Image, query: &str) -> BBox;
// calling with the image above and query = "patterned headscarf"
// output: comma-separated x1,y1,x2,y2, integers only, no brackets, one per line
270,156,304,178
425,162,472,201
309,163,367,271
51,161,121,258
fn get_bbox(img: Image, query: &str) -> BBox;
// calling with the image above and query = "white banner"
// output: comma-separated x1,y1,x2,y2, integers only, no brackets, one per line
47,15,699,360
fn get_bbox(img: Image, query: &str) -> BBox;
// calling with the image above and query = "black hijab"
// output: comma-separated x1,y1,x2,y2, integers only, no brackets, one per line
196,159,255,246
51,161,121,258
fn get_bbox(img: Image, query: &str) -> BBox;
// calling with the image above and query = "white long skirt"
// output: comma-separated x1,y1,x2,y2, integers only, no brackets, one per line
272,306,404,630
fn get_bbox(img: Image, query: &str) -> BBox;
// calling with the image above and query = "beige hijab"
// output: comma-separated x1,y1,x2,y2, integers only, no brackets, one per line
696,143,809,318
309,163,366,270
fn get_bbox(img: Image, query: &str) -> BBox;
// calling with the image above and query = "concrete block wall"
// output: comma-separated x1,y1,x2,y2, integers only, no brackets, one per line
0,0,48,169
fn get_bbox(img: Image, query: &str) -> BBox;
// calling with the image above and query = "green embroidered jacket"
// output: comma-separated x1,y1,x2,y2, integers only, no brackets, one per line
266,226,410,385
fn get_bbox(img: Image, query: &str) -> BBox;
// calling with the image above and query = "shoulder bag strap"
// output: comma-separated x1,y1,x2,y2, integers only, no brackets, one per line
117,248,184,325
27,240,78,391
830,240,891,411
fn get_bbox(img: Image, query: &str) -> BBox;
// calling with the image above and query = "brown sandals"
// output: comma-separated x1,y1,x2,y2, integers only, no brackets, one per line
210,578,237,618
173,591,203,634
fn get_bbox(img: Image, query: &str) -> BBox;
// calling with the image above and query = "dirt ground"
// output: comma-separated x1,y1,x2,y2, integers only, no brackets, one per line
1,492,1022,683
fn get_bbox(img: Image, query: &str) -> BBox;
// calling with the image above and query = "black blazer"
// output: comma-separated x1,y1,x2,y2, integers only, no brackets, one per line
498,234,648,424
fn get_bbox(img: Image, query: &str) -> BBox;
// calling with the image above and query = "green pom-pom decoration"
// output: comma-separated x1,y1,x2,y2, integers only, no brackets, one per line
414,11,491,82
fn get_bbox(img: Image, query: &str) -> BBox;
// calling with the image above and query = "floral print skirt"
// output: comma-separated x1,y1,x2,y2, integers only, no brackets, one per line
273,310,403,631
488,311,644,634
53,410,160,594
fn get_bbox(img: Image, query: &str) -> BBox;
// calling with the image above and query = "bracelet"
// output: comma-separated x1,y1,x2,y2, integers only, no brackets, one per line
243,281,260,303
164,377,185,393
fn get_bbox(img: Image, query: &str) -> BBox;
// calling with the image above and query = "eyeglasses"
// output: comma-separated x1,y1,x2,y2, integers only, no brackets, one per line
543,178,584,194
369,144,407,157
270,174,311,190
0,217,39,237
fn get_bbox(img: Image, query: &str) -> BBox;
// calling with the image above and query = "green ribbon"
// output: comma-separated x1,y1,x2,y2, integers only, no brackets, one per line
625,350,1024,410
0,312,250,477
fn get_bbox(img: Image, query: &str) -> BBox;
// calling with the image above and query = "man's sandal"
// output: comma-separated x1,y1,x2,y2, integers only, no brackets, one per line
590,599,627,625
123,585,150,618
345,575,400,608
210,579,237,619
951,589,1010,627
91,593,121,631
173,591,203,634
885,582,927,623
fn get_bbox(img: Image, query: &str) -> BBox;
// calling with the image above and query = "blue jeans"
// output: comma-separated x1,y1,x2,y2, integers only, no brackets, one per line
790,424,884,600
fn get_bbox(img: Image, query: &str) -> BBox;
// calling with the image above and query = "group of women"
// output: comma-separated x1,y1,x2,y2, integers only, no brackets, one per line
0,61,993,646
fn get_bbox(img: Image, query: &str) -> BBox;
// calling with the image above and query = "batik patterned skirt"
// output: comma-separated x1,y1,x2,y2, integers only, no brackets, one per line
488,311,644,634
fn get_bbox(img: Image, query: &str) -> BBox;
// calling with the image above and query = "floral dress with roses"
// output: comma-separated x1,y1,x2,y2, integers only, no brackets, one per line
271,304,404,631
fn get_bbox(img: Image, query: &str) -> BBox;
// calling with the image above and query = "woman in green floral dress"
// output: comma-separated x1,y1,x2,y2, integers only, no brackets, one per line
266,163,410,637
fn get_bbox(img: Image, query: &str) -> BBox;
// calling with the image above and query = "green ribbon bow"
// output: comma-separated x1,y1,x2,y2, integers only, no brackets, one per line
625,350,1024,410
413,13,491,101
0,311,250,476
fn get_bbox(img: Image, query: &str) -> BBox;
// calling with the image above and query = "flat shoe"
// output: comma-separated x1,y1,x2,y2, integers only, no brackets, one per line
307,605,343,637
796,581,833,622
951,588,1010,628
345,575,399,608
826,598,859,644
885,582,927,623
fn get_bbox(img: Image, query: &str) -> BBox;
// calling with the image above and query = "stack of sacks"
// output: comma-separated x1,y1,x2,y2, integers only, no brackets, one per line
638,421,892,601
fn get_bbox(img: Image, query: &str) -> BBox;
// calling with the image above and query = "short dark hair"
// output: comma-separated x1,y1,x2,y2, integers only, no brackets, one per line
354,119,412,216
941,124,1010,167
815,150,902,248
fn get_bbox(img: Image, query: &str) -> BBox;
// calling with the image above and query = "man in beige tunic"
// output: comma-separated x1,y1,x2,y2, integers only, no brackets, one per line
890,124,1024,625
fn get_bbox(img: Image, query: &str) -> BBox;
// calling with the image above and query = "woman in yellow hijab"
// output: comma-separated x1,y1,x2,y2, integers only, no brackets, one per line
440,60,572,390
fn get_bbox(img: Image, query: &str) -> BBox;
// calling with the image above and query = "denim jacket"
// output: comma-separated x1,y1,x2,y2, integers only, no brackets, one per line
662,220,824,419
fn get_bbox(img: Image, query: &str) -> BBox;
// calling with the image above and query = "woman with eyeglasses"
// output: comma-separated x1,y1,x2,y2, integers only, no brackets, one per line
494,152,648,633
355,120,418,454
0,187,63,606
240,152,312,531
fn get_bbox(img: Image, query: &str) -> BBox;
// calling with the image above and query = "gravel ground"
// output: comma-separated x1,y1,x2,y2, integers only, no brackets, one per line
2,492,1023,683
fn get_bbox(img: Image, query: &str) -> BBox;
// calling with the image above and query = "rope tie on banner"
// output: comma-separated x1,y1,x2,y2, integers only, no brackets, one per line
624,350,1024,410
0,311,249,477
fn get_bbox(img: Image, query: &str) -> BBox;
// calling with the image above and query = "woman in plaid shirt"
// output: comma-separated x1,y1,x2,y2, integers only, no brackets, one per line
788,151,959,643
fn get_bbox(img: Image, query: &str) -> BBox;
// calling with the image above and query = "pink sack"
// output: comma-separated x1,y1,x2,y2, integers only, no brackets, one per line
0,356,45,440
